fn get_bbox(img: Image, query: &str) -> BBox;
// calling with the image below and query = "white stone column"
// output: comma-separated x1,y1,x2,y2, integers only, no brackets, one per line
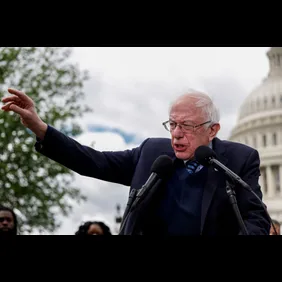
267,166,275,198
267,131,272,147
279,165,282,197
257,133,262,148
253,134,257,149
260,132,265,148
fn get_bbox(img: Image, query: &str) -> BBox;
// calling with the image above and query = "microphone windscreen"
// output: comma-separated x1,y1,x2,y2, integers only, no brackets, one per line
195,145,216,166
150,155,174,179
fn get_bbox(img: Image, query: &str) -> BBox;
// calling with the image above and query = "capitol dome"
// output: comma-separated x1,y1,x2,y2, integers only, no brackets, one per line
229,47,282,222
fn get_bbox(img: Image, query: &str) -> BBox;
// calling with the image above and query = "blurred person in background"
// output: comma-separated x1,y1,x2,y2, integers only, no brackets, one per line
0,205,18,236
75,221,112,235
270,219,280,235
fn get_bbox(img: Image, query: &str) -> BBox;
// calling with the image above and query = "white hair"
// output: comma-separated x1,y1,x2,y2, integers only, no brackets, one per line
169,89,220,126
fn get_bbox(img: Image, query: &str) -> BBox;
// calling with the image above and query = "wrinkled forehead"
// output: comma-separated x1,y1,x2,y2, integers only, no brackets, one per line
169,98,203,120
170,96,202,112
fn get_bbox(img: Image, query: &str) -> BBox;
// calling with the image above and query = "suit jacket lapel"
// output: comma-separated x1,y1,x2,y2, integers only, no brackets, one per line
200,166,220,234
200,137,228,234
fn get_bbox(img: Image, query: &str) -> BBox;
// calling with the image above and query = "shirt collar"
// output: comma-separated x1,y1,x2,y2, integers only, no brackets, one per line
183,141,213,165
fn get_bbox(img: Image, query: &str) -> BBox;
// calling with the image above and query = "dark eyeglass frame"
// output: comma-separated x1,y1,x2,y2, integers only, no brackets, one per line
162,120,212,132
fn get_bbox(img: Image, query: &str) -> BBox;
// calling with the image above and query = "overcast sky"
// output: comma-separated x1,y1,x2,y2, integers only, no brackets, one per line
42,47,271,235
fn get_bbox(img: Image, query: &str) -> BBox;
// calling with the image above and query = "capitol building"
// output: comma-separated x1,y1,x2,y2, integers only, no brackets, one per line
229,47,282,223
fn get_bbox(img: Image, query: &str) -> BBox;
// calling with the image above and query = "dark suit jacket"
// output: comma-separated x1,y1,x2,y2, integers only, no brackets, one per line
35,125,270,235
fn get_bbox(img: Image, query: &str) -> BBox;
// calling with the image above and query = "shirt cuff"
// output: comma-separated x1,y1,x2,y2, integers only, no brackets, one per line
35,125,52,151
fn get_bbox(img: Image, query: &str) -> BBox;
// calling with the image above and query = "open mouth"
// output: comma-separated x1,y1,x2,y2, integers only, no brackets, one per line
174,144,186,151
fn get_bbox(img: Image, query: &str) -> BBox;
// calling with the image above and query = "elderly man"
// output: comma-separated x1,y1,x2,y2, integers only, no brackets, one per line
1,88,270,235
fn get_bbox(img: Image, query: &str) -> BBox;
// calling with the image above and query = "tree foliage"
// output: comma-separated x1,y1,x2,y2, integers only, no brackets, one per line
0,47,91,233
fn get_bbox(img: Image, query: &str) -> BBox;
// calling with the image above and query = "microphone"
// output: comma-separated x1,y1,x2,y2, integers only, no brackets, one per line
195,145,277,235
195,145,252,192
130,155,174,211
119,155,174,235
195,145,251,234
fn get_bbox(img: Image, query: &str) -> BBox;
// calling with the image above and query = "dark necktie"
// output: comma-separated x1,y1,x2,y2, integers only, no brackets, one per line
186,160,199,175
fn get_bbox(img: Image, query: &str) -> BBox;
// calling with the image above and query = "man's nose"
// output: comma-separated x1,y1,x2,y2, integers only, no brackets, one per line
172,126,184,138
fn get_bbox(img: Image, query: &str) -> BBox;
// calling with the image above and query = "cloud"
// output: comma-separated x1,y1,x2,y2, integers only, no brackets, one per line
71,47,270,139
87,124,138,144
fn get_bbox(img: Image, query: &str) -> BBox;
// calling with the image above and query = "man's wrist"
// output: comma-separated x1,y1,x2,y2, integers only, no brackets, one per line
32,122,48,140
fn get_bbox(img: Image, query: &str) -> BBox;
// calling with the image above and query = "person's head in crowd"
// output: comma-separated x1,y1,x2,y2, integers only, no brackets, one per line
75,221,112,235
270,219,280,235
0,205,18,236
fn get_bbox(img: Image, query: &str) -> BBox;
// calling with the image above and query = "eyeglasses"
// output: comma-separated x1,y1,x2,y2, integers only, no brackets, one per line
162,120,212,133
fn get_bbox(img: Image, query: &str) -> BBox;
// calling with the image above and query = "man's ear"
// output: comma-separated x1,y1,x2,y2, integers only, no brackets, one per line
209,123,220,141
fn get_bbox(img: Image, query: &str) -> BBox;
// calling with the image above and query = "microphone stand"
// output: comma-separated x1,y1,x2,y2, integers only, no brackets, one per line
119,178,164,235
119,188,138,234
225,179,249,235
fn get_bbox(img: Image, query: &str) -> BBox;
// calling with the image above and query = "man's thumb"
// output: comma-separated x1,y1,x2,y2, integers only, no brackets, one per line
10,104,26,116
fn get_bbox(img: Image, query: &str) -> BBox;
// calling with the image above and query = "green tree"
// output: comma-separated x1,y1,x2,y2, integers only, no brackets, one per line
0,47,91,234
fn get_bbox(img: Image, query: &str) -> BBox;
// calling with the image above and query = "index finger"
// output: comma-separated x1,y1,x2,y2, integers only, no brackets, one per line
8,88,32,103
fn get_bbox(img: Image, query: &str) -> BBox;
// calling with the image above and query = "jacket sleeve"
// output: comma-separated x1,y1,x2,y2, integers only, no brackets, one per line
236,149,271,235
34,125,147,186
